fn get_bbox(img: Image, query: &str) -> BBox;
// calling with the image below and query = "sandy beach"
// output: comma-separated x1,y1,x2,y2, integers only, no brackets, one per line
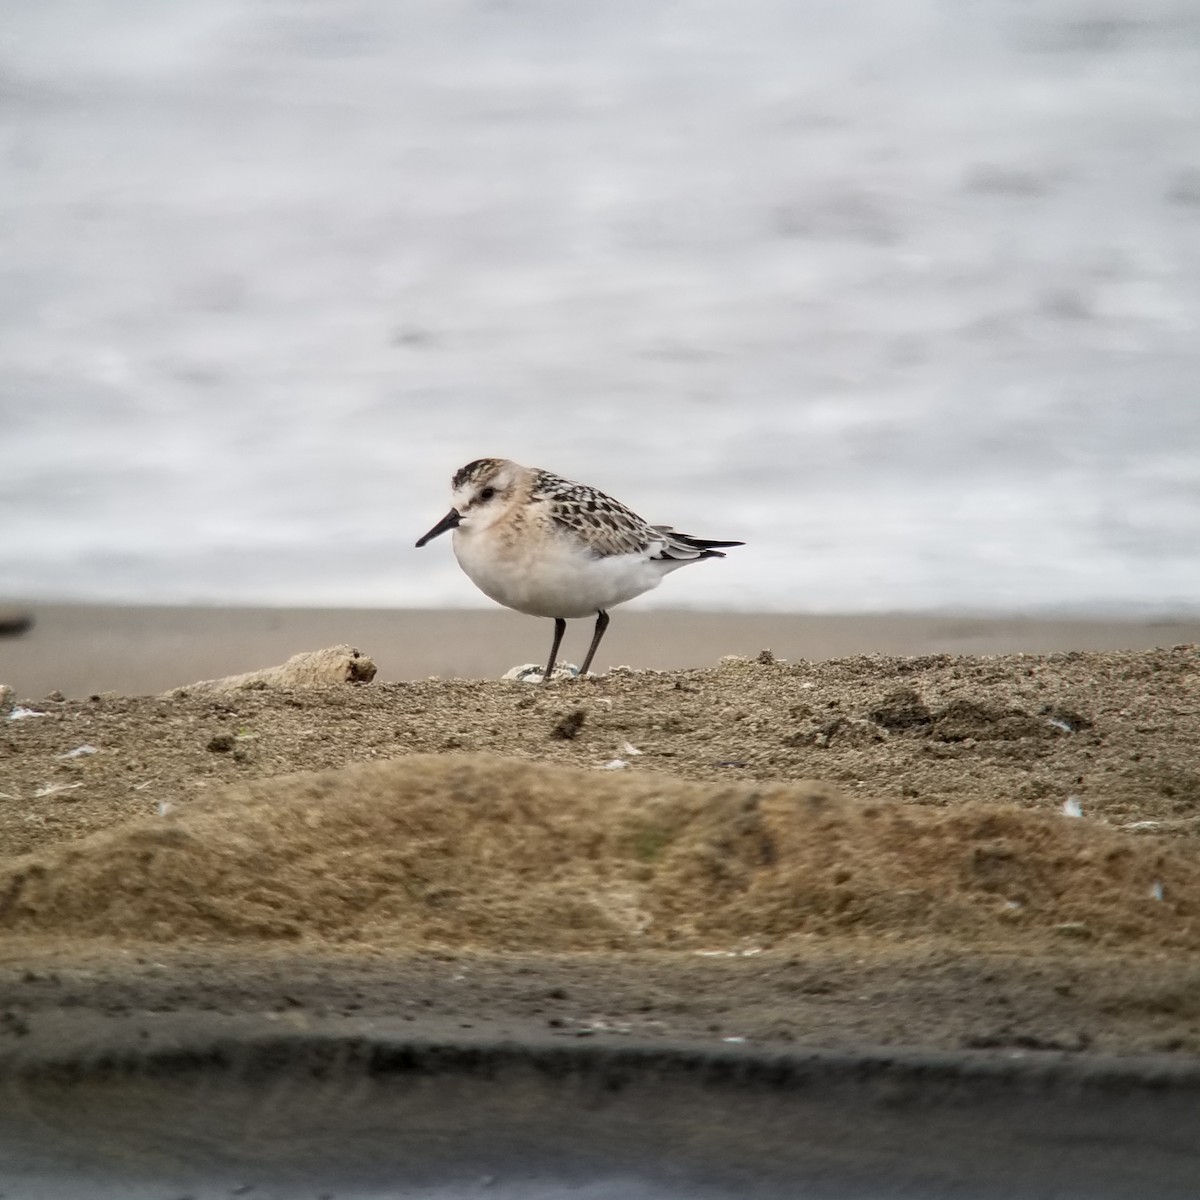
1,609,1199,1063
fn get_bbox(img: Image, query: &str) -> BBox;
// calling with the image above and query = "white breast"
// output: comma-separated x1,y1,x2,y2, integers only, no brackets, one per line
453,527,675,619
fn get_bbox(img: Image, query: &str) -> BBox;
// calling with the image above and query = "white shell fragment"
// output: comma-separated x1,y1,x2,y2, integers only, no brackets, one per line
7,707,48,721
33,782,84,798
601,759,629,770
58,744,98,759
1062,796,1083,818
1150,880,1164,902
502,663,580,684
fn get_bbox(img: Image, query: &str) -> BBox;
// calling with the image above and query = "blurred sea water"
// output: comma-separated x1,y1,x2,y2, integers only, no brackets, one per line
1,0,1198,613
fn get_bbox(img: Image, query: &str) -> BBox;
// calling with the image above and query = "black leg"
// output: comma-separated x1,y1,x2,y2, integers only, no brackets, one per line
578,610,610,677
542,617,567,683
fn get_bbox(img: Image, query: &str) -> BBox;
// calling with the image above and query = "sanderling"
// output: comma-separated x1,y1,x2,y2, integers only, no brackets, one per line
416,458,743,682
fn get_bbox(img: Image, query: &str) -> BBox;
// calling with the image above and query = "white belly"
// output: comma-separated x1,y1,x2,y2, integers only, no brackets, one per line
453,529,670,618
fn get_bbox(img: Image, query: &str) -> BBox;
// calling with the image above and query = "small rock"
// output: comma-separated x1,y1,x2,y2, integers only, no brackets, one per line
870,687,933,731
166,646,376,697
206,733,236,753
0,611,33,638
551,709,587,740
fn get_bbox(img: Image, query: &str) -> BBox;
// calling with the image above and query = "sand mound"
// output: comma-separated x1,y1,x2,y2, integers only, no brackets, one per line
0,755,1194,952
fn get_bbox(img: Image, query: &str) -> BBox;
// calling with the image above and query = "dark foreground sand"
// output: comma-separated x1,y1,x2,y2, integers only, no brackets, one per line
1,608,1199,1061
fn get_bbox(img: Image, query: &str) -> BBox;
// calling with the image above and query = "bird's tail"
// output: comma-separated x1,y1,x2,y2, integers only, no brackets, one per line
655,527,745,560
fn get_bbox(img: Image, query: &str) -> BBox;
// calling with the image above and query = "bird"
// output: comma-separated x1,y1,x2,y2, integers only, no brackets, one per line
416,458,743,682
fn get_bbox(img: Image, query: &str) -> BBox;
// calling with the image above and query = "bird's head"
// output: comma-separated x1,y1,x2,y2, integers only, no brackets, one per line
415,458,523,546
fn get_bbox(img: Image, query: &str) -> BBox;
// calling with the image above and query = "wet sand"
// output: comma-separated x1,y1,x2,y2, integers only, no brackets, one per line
3,602,1200,698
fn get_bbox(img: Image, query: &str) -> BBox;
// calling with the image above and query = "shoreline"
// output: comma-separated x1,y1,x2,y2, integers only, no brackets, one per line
2,601,1199,698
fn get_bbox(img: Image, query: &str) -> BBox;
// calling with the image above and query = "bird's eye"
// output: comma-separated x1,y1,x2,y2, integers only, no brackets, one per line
479,486,496,501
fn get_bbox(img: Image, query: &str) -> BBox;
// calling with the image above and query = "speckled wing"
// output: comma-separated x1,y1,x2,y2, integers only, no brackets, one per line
531,470,742,561
531,471,660,557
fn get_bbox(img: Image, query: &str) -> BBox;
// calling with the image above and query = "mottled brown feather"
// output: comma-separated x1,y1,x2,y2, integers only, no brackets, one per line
529,470,726,561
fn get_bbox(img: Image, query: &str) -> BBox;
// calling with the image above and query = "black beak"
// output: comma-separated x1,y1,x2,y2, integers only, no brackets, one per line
415,508,461,547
